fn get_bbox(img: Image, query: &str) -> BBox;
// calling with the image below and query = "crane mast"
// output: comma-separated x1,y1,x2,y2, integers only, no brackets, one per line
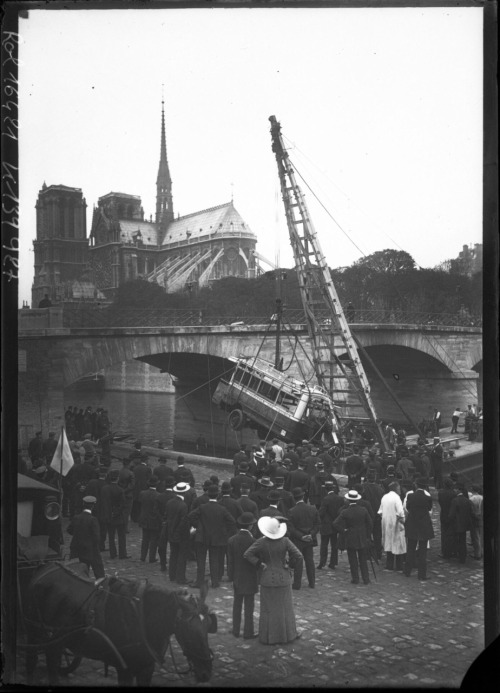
269,115,388,448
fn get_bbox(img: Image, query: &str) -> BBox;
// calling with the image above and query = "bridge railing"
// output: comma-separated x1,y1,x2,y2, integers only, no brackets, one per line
41,306,483,329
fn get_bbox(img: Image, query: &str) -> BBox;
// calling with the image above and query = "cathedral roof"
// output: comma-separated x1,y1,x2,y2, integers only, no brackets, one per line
161,202,256,247
115,201,256,248
118,220,160,247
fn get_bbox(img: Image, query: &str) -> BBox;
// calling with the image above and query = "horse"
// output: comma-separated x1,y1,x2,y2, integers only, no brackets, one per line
23,562,217,686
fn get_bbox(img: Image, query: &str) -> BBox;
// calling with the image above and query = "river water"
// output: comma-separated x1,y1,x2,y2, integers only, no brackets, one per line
64,389,175,447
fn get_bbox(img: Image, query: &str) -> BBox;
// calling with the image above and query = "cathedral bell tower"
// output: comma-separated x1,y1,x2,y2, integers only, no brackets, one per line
156,99,174,233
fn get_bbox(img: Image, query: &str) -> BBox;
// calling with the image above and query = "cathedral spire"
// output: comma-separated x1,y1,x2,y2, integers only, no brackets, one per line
156,97,173,229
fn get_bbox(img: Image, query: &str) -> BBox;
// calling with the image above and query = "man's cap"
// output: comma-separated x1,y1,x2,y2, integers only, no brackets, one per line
259,476,274,487
83,495,97,504
267,490,281,503
238,461,249,471
237,512,256,527
109,469,120,481
207,485,219,498
346,490,361,501
324,480,335,487
416,477,428,487
292,487,305,499
148,478,157,487
316,461,324,467
221,481,231,493
274,476,285,483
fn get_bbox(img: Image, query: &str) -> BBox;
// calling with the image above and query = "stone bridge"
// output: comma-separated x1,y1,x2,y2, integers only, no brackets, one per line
18,309,482,448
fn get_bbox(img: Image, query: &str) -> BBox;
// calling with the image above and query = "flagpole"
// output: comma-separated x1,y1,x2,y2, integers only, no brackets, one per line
59,425,64,494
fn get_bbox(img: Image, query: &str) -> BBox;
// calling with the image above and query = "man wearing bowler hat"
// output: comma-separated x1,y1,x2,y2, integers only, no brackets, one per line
249,476,274,512
227,513,259,639
288,487,320,589
259,490,284,519
67,495,105,582
188,485,237,588
333,489,373,585
230,462,256,498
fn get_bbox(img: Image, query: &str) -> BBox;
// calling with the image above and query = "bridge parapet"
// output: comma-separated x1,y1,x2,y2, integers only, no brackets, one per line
19,306,482,331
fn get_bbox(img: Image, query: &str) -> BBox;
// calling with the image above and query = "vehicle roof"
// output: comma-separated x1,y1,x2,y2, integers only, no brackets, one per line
18,473,59,493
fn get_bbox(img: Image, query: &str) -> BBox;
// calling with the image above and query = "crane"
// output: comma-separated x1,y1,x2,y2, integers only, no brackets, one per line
269,115,389,450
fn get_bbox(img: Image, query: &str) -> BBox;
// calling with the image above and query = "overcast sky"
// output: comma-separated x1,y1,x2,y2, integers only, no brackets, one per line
18,5,483,307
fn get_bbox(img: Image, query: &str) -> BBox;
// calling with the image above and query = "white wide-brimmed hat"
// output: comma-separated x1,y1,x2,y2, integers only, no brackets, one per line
173,482,190,494
346,490,362,501
258,516,287,540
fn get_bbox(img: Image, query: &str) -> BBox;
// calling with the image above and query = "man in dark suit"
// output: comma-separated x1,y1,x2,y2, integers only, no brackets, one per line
152,458,175,491
308,461,337,508
157,476,177,572
173,456,195,486
227,513,259,639
188,485,237,588
230,462,256,498
258,490,283,518
361,470,385,559
345,447,365,489
139,478,162,563
288,487,320,589
249,476,274,512
101,469,129,559
285,462,309,498
84,466,108,551
163,481,191,584
333,489,373,585
67,496,105,581
274,476,295,517
219,481,242,520
236,484,259,520
404,478,434,580
448,483,473,563
131,455,151,523
318,480,345,569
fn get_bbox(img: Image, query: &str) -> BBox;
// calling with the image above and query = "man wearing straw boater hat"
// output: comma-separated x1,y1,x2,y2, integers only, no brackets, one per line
227,513,259,639
333,489,373,585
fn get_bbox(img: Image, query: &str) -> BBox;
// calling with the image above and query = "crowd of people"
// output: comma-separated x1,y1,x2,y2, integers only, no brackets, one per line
24,431,483,647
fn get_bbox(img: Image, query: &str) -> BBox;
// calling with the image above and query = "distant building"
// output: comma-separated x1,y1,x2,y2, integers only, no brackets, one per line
31,101,264,305
31,184,106,307
88,101,259,298
435,243,483,277
457,243,482,276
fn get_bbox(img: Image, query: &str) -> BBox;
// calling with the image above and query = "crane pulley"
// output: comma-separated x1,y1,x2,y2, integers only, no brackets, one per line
269,115,389,450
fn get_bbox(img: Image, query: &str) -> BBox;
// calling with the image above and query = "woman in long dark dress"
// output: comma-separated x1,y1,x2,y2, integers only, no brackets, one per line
244,516,303,645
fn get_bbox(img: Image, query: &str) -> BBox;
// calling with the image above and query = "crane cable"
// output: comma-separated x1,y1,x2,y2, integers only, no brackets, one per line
283,138,479,401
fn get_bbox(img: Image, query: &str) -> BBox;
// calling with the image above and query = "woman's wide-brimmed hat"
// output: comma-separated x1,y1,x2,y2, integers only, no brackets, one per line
258,516,287,540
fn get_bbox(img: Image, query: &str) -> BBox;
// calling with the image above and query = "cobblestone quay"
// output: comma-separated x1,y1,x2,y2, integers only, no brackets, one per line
16,456,484,688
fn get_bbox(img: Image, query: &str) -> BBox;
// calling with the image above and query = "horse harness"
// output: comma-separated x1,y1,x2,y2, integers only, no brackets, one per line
26,563,213,678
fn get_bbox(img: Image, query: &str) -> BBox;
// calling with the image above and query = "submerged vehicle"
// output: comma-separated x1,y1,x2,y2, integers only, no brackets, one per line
212,354,342,445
